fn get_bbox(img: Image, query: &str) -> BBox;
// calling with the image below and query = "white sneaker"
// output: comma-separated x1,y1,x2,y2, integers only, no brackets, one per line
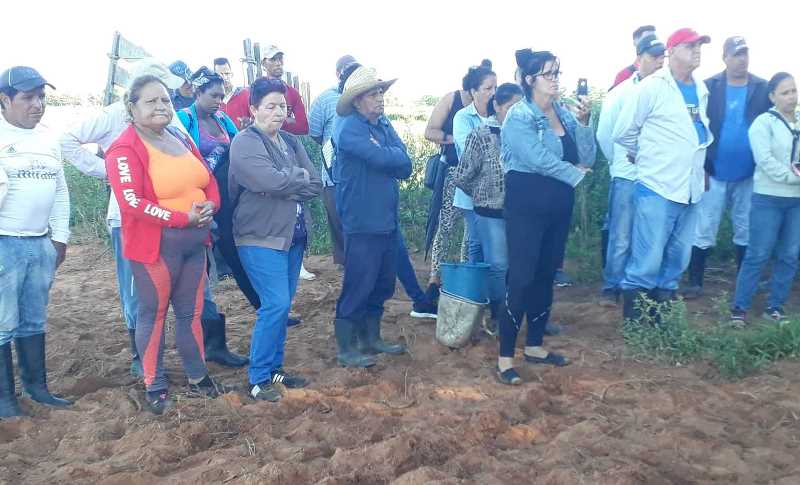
299,264,316,281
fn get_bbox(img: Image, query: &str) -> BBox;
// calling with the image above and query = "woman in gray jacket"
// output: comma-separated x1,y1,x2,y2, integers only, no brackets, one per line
731,72,800,325
229,78,322,402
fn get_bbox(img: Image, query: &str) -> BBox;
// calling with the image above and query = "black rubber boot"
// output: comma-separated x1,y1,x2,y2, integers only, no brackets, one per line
682,246,708,299
15,334,72,407
128,329,143,378
650,289,676,326
0,343,23,418
334,319,376,368
202,314,249,368
359,314,406,355
601,228,610,269
622,289,648,325
735,245,747,272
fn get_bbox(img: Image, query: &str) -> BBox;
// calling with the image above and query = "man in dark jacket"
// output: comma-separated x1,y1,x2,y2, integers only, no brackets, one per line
332,66,412,368
684,36,771,298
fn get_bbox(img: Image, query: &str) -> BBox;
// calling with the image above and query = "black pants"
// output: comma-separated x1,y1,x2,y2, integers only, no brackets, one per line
335,232,398,323
215,218,260,310
499,171,573,357
322,185,345,265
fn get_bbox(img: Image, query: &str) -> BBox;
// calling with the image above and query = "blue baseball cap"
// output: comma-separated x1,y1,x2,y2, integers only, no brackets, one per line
637,34,666,56
168,61,193,83
0,66,55,91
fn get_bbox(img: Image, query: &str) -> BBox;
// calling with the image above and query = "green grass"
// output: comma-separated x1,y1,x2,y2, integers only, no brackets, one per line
622,295,800,378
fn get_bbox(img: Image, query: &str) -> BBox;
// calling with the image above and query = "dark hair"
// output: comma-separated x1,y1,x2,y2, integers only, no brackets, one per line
249,77,287,107
515,49,558,99
213,57,230,67
0,86,19,109
633,25,655,41
462,60,494,92
338,62,362,93
767,72,794,94
190,66,225,93
487,83,523,116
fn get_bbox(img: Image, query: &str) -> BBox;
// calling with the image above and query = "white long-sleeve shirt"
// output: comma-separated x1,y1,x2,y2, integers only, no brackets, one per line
613,66,713,204
596,73,640,181
59,101,186,227
0,116,70,243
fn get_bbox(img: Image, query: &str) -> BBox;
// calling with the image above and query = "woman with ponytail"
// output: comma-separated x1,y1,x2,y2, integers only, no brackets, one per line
495,49,596,385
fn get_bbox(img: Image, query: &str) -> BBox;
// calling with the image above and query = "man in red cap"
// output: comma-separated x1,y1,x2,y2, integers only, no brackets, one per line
613,28,713,325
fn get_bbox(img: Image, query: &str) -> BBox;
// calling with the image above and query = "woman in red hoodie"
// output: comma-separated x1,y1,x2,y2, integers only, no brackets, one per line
106,75,225,414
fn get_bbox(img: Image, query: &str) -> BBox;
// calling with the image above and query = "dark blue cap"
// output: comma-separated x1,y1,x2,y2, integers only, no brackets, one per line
637,34,666,56
168,61,193,82
0,66,55,91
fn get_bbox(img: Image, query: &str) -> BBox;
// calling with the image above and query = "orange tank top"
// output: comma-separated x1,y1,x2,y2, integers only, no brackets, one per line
144,141,210,213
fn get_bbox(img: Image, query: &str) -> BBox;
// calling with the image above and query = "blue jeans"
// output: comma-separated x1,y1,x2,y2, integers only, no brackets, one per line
0,236,56,346
473,214,508,304
733,194,800,311
462,209,484,263
622,184,699,291
238,242,305,385
603,177,636,291
111,227,138,330
694,176,752,249
396,233,425,304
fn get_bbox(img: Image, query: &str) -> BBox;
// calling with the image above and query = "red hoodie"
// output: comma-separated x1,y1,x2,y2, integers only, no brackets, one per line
223,81,309,134
105,124,220,264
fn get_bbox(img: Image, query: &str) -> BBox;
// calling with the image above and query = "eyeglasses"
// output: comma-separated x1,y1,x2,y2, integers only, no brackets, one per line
537,70,561,81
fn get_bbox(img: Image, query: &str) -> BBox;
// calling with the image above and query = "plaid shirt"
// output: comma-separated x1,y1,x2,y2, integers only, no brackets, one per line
453,123,504,210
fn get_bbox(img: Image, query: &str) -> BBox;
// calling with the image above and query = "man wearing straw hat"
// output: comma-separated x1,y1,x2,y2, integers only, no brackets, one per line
331,66,412,368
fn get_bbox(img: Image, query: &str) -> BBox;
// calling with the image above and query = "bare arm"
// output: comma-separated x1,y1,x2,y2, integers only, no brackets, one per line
424,92,455,145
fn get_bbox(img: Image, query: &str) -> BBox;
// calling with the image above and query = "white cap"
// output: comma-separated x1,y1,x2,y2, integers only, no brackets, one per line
127,58,185,90
261,45,284,60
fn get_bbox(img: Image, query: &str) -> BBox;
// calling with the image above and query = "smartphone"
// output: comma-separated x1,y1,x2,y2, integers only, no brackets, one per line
577,78,589,97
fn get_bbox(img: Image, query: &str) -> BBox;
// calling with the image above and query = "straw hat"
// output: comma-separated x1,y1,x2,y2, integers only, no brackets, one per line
336,66,397,116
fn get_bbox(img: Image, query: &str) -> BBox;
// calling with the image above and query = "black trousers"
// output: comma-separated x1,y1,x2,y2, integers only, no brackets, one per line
499,171,573,357
322,185,345,265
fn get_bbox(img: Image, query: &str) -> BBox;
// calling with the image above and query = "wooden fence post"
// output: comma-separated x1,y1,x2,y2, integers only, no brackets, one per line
103,32,122,107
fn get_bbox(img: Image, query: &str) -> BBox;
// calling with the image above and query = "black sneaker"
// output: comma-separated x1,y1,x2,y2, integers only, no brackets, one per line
271,368,308,389
763,307,787,323
410,300,437,319
145,390,171,415
599,289,619,307
729,308,747,328
188,375,227,398
554,270,573,288
249,382,282,402
287,317,302,327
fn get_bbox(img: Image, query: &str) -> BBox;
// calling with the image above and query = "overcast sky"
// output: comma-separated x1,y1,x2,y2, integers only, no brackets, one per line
3,0,796,103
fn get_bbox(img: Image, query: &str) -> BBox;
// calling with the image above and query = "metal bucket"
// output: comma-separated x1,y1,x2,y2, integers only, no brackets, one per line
435,290,488,348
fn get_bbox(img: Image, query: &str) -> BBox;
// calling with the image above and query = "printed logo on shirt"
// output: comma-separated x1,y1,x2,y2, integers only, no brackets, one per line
116,157,132,184
686,104,702,123
144,203,171,221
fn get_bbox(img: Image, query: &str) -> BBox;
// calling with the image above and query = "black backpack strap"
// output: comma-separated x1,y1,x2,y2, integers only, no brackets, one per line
768,110,800,163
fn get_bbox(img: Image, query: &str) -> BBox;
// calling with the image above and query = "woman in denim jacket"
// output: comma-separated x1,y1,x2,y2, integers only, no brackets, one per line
496,49,596,385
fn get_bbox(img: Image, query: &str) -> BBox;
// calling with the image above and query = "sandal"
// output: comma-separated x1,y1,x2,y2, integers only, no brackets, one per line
496,367,522,386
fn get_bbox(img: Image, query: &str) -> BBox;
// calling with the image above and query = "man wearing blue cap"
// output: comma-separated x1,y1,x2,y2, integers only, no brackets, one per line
596,34,665,307
169,60,195,110
683,36,771,299
0,66,73,417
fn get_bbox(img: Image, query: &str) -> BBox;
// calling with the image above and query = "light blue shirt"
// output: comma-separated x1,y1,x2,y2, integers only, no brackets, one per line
309,86,340,186
452,103,490,210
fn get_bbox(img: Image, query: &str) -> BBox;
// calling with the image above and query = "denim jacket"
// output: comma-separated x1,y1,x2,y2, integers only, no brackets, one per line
333,112,412,234
501,98,596,187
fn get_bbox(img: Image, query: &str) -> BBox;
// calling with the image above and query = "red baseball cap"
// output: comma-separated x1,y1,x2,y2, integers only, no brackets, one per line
666,28,711,49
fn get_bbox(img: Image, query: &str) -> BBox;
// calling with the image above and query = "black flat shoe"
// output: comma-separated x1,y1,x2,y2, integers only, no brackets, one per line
496,367,522,386
287,317,302,327
524,352,569,367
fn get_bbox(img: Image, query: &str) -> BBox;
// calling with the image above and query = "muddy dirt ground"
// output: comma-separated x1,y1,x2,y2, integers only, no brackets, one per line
1,240,799,484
